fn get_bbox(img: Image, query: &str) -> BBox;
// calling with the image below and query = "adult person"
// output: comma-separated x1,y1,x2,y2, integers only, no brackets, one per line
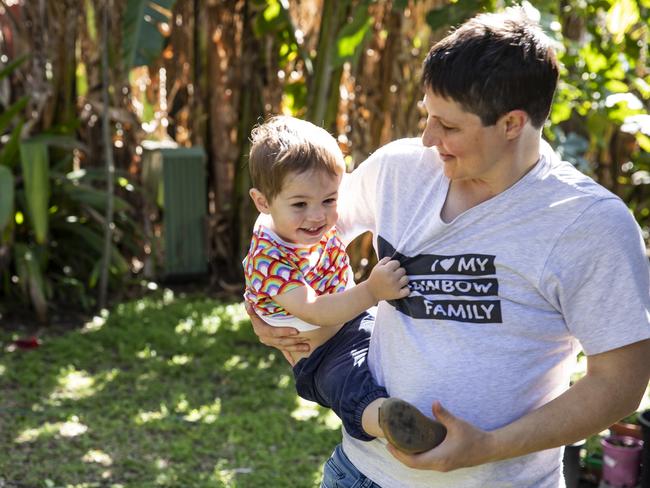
247,7,650,487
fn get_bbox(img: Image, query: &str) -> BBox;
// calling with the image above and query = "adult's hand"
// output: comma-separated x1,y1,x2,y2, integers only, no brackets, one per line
386,402,495,472
245,303,311,362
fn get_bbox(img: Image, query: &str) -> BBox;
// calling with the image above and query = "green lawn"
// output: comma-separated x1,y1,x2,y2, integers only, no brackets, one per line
0,291,341,487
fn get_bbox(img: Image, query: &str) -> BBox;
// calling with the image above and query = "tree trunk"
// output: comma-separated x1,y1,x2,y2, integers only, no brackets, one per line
99,0,115,309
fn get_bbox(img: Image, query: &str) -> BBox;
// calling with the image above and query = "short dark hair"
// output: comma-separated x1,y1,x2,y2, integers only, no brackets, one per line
249,116,345,202
422,8,559,128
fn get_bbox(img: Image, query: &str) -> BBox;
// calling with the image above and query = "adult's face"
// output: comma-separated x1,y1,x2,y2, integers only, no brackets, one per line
421,88,508,182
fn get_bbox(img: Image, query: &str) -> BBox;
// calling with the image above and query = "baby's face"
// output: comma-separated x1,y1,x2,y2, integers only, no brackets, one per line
267,169,342,245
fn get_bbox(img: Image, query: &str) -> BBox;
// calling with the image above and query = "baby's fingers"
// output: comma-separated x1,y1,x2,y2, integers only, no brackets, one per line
385,259,402,271
377,256,392,266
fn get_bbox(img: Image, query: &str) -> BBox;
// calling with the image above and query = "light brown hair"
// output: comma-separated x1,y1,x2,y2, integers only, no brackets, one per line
249,116,345,201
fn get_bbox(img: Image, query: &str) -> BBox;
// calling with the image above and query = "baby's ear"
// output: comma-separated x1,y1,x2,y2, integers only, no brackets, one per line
249,188,271,214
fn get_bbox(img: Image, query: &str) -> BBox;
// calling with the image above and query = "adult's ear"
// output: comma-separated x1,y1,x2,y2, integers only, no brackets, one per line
501,110,529,140
249,188,271,214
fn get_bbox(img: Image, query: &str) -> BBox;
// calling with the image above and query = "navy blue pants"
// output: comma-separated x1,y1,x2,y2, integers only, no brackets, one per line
292,311,388,441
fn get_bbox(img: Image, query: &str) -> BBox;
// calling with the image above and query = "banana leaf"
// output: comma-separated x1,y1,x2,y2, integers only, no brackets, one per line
14,243,48,322
333,1,373,69
0,120,24,168
0,166,14,232
57,222,130,275
122,0,177,71
0,96,29,135
0,54,29,82
63,182,132,212
19,139,50,244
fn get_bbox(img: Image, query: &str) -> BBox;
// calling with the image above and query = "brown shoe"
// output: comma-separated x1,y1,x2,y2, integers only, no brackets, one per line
378,398,447,454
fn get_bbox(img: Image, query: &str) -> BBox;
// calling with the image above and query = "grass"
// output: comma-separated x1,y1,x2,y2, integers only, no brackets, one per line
0,290,342,487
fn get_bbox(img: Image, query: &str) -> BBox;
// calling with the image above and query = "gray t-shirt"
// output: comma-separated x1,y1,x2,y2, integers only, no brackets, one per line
336,138,650,488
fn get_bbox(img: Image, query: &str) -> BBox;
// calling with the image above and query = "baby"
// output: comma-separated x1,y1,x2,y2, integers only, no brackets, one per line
243,116,446,453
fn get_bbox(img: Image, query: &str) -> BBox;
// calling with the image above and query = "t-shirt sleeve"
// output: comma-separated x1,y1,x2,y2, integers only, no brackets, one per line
540,198,650,355
337,150,383,244
247,252,307,299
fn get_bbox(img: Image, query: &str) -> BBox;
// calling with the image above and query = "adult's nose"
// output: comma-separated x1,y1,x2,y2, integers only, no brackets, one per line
421,117,440,148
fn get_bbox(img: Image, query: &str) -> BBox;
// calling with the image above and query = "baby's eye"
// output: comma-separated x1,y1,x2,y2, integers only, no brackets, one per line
323,198,337,205
292,202,307,208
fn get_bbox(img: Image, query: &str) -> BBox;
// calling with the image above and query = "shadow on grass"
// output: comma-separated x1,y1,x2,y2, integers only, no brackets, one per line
0,291,342,487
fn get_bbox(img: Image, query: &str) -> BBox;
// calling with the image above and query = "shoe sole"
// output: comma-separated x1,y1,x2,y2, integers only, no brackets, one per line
378,398,447,454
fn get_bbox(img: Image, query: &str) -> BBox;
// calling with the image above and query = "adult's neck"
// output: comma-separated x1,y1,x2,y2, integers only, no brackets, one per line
460,128,542,199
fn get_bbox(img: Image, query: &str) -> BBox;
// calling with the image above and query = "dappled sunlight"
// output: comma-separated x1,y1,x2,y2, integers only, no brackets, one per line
134,397,222,425
218,303,249,331
321,409,343,430
291,398,341,430
49,367,95,402
129,289,176,315
291,396,320,421
82,448,113,466
182,399,222,424
173,394,221,423
223,354,249,371
174,314,223,336
46,367,119,405
81,314,107,333
3,295,341,484
311,468,325,487
136,345,159,359
210,460,254,484
15,415,88,443
199,315,223,335
167,354,192,366
59,417,89,437
256,354,275,370
277,374,291,389
135,404,170,424
174,317,196,334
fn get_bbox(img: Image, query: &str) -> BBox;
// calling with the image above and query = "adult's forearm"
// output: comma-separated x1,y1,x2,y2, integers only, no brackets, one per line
486,343,650,463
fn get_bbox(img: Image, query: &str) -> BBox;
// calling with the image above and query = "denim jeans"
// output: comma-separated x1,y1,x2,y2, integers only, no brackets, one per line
320,444,382,488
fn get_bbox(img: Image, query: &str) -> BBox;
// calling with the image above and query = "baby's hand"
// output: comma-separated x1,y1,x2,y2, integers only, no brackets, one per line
367,257,411,302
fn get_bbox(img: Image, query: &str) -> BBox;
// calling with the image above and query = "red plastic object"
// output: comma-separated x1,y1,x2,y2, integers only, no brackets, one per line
13,336,41,349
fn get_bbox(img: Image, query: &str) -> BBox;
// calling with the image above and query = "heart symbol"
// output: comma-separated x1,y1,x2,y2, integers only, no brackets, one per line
440,258,455,271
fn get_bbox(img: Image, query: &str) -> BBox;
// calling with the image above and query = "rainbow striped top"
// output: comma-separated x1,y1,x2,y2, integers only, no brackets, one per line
243,223,352,331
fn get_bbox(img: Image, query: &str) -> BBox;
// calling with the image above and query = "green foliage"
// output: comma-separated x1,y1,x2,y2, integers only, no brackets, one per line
0,296,340,486
2,138,141,319
543,0,650,232
19,140,51,245
0,166,14,233
425,0,494,32
0,54,143,319
122,0,177,71
333,1,373,68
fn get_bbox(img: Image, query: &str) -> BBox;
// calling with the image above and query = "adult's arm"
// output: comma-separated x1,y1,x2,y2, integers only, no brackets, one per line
245,302,310,364
388,338,650,471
